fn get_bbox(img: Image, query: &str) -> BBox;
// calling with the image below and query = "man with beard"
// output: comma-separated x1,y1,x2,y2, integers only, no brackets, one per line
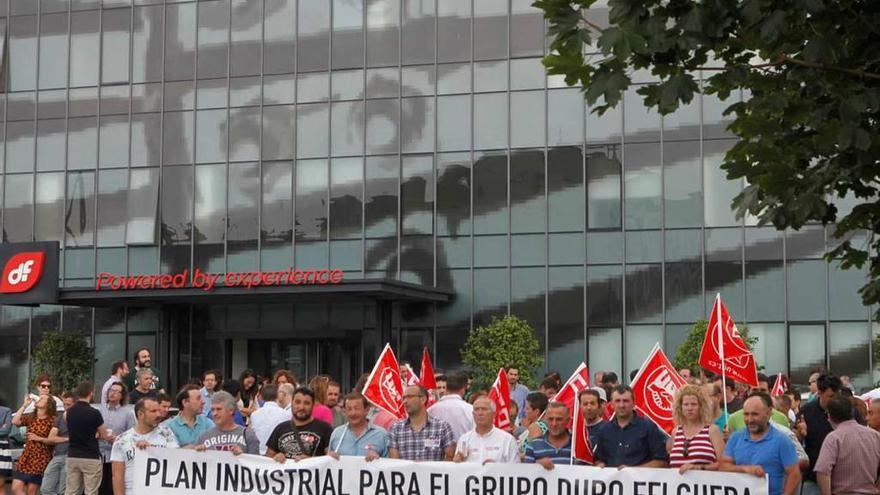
389,385,454,461
266,387,333,462
124,349,162,394
720,392,800,495
328,393,387,460
195,392,259,455
110,398,178,495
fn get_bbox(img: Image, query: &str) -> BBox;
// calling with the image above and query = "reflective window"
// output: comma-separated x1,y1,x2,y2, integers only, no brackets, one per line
9,15,37,91
829,322,870,389
402,0,435,65
587,103,621,145
663,97,700,141
227,163,260,270
297,103,329,158
131,83,162,113
665,262,702,323
401,235,433,283
198,0,230,79
231,0,262,76
473,151,508,235
626,264,662,323
34,172,65,242
366,99,399,155
704,92,738,140
510,58,544,91
264,0,296,74
39,90,66,120
474,60,508,93
332,0,363,69
512,234,545,266
165,3,196,81
101,85,130,115
747,323,786,376
36,119,66,171
830,264,868,320
474,235,507,268
231,77,261,108
626,230,662,263
437,63,471,94
9,92,35,122
298,0,330,72
511,91,546,148
787,260,827,321
474,0,508,61
664,141,701,228
68,117,98,170
437,95,471,151
132,6,164,83
587,231,622,264
229,107,261,161
624,143,662,229
4,174,34,242
549,232,584,265
69,87,98,117
625,325,663,377
589,327,622,379
704,140,741,226
367,68,399,99
65,171,95,247
586,147,622,230
665,228,702,263
745,260,785,321
401,97,434,153
196,109,228,164
437,0,471,63
127,168,159,245
437,152,471,237
193,164,226,272
160,166,193,272
789,324,825,384
401,155,434,235
131,113,162,167
510,267,545,348
7,121,35,173
102,7,131,84
548,89,584,146
367,0,399,68
97,169,127,247
295,159,329,240
100,115,130,168
474,93,508,150
587,265,622,325
39,13,69,90
548,147,584,232
332,69,364,100
262,161,293,245
263,75,296,105
510,0,544,57
365,155,398,238
786,225,825,259
510,149,545,234
331,101,365,157
262,105,296,160
624,88,661,143
330,158,363,239
165,82,195,111
162,111,194,164
298,72,330,103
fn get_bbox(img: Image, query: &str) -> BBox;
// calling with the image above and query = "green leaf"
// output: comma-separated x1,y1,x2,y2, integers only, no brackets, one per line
584,66,631,108
461,315,544,390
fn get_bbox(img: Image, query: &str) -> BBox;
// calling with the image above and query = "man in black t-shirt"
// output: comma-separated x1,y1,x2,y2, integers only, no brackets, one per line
65,382,111,495
266,387,332,462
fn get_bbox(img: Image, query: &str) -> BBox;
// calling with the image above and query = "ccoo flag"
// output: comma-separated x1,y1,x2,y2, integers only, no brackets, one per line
361,344,407,419
771,373,786,397
488,368,513,430
550,362,591,415
699,294,759,387
631,343,687,435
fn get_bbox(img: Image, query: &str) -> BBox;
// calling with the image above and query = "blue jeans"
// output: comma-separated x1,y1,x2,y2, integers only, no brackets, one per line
40,455,66,495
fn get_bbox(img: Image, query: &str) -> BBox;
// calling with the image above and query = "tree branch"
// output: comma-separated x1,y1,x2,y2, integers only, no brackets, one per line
579,14,605,33
779,55,880,80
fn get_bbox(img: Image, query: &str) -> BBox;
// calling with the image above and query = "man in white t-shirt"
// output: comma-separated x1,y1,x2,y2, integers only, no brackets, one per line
453,397,519,464
428,371,474,443
250,384,293,454
111,397,178,495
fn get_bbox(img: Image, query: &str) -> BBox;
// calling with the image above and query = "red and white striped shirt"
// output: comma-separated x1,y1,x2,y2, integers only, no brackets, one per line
669,424,716,467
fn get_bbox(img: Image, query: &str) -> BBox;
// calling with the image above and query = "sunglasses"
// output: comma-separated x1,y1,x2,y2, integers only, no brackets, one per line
39,383,51,389
682,438,692,457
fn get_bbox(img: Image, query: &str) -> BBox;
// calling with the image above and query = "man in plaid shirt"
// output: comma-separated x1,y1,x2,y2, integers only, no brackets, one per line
389,385,455,461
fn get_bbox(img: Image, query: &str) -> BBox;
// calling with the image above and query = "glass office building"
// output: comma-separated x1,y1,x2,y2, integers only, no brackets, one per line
0,0,875,405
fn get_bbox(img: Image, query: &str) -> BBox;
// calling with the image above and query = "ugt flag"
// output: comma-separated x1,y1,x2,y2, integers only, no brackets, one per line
488,368,512,430
699,294,759,387
571,391,595,465
771,373,786,397
362,344,406,419
631,343,687,435
550,362,591,415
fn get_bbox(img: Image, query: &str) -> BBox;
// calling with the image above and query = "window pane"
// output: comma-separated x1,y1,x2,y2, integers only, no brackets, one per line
165,3,196,81
231,0,262,76
102,8,131,84
748,323,786,376
548,267,584,375
510,149,545,234
365,156,398,238
663,98,700,141
589,327,622,381
4,174,34,242
665,262,702,323
262,161,293,245
35,172,65,241
330,158,363,239
401,97,434,153
7,121,35,173
160,166,192,272
229,107,261,162
264,0,296,74
332,0,363,69
437,0,470,63
473,151,508,235
65,171,95,247
830,322,870,390
624,87,661,143
664,140,701,228
99,115,130,168
626,264,662,324
548,89,584,146
401,235,432,283
297,103,329,158
10,15,37,91
625,325,663,380
474,60,507,93
548,147,584,233
511,91,545,148
330,101,365,157
437,95,470,151
262,105,296,160
163,111,194,165
298,0,329,72
746,261,785,321
193,165,226,271
474,93,508,150
437,152,470,237
131,113,162,166
510,267,545,351
789,324,825,385
587,147,622,229
829,264,868,320
474,0,507,61
198,0,230,79
510,58,544,91
97,169,127,247
401,155,433,235
624,142,662,229
295,159,329,240
227,163,260,270
366,99,398,155
787,260,827,321
510,0,543,57
587,265,622,325
402,0,434,65
704,140,741,227
36,119,66,171
68,117,98,170
196,109,228,163
133,6,164,83
366,0,399,67
39,13,69,89
126,168,160,245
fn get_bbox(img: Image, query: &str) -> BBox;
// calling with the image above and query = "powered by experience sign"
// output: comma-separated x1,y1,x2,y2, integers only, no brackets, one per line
95,268,345,291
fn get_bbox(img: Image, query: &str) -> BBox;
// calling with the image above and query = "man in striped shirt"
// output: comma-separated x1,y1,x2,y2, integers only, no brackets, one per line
524,401,577,469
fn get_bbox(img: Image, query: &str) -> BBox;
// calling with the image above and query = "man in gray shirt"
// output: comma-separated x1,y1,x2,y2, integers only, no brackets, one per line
99,382,135,495
195,392,259,455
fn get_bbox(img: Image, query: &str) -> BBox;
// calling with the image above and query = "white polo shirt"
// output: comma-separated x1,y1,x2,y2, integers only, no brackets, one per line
455,427,520,464
428,394,474,442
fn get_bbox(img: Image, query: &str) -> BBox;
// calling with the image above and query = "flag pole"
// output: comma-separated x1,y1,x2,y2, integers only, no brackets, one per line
570,394,578,465
716,294,730,427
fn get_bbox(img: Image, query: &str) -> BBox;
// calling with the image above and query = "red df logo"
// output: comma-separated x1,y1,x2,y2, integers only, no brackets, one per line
0,252,45,293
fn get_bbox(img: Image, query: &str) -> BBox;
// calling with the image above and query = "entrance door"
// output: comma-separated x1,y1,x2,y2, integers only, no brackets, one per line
246,339,359,391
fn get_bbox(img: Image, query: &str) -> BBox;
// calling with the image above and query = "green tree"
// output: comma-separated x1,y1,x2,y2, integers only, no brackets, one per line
534,0,880,309
461,315,544,390
32,331,95,395
673,320,758,376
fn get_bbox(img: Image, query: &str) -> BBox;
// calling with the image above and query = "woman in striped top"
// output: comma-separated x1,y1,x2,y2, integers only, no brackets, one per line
667,385,725,473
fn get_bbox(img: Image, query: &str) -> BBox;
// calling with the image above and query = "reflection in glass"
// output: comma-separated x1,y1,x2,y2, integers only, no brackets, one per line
295,159,329,240
510,149,545,234
229,107,261,161
36,119,66,171
330,158,363,240
402,0,435,65
548,267,585,375
437,63,471,94
473,268,507,327
587,265,622,325
4,174,34,242
586,147,622,229
7,121,35,173
787,260,827,321
65,172,95,247
510,58,545,91
663,98,700,141
706,260,743,317
332,0,363,69
665,262,702,323
132,6,164,83
367,0,399,68
127,168,159,245
473,151,508,235
548,89,584,146
474,93,508,150
587,103,622,145
100,116,130,168
298,72,330,103
131,113,162,167
365,156,398,238
830,322,870,389
102,8,131,84
589,327,622,379
474,235,507,268
437,152,471,236
10,15,37,91
664,141,701,228
196,109,228,164
401,155,434,235
704,140,741,226
548,147,584,232
474,0,507,61
39,13,69,89
511,234,545,266
332,70,365,100
549,232,584,265
35,173,65,242
228,163,260,270
231,0,262,76
511,267,545,349
624,88,661,142
786,225,825,259
789,324,825,384
160,166,193,273
366,99,399,155
262,161,293,245
511,91,546,148
264,0,296,74
297,103,329,158
624,143,662,229
68,117,98,170
474,61,508,93
437,95,471,152
298,0,330,72
163,111,194,165
198,0,230,79
626,230,662,263
97,169,127,247
165,3,197,81
331,101,365,158
625,264,662,323
401,97,434,153
745,261,784,321
401,235,433,284
510,0,544,57
438,0,471,63
829,264,867,320
262,105,295,160
69,88,98,117
625,325,663,376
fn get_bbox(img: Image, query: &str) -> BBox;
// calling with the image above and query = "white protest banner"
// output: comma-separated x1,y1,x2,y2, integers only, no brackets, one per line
134,447,768,495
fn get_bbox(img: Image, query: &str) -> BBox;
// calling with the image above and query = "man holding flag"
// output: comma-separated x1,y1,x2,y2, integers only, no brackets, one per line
524,402,579,469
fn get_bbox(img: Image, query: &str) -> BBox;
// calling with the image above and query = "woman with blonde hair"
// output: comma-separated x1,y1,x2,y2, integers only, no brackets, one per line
667,385,725,473
307,375,334,426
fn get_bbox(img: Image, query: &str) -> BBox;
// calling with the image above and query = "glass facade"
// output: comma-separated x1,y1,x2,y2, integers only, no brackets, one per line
0,0,874,405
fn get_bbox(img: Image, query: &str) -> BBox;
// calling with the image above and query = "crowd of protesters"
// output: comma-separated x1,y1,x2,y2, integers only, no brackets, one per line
1,349,879,495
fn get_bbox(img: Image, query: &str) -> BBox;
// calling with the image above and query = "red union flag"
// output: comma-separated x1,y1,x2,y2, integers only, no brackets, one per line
488,368,512,430
771,373,786,397
405,363,436,407
699,294,759,387
550,362,591,414
571,391,595,465
419,347,437,391
631,343,687,435
362,344,406,419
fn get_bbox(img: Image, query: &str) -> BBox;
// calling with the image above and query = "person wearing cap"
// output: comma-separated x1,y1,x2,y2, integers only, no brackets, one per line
578,388,607,445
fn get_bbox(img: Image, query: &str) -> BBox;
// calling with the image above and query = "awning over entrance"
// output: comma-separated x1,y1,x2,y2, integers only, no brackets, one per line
58,278,452,307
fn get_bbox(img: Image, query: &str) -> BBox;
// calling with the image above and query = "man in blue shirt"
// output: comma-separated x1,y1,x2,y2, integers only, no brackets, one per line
165,385,214,447
524,402,576,469
721,391,800,495
593,385,669,469
328,393,388,460
505,365,530,420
